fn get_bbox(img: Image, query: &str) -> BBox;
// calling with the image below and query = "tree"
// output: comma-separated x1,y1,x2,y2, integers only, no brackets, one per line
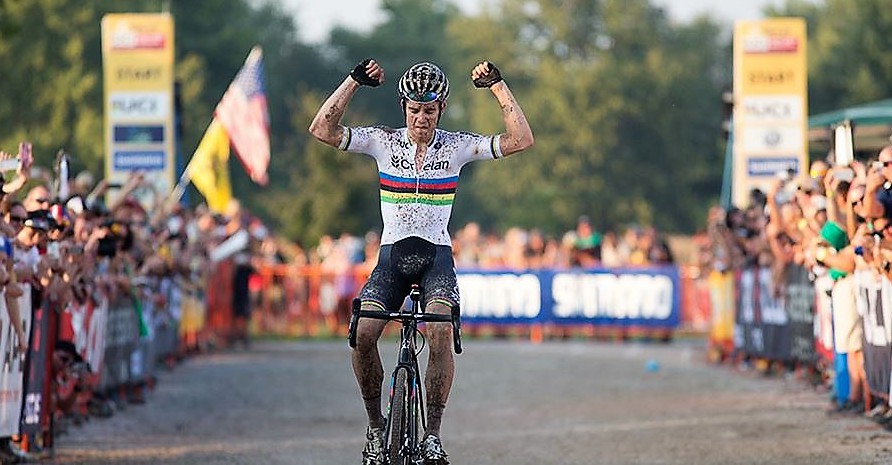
448,0,725,234
769,0,892,114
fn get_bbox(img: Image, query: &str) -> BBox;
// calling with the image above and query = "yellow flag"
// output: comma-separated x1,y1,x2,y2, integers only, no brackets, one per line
189,118,232,212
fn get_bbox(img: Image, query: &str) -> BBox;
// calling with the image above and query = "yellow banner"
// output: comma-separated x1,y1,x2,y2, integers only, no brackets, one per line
101,14,175,207
732,18,808,207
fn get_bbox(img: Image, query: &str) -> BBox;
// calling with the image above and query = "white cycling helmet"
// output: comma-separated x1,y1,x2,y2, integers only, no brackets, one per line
398,62,450,104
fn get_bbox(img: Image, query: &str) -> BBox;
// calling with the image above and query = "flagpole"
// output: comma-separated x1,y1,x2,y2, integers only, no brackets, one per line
163,118,212,211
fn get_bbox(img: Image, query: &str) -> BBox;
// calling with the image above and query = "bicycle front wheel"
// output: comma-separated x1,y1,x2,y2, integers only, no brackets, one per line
388,368,411,465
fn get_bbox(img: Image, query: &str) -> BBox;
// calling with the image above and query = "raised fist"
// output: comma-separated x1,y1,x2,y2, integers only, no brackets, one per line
472,61,503,88
350,58,384,87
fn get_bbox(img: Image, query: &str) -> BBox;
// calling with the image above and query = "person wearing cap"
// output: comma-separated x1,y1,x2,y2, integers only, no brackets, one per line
309,58,533,465
12,209,46,288
813,221,866,413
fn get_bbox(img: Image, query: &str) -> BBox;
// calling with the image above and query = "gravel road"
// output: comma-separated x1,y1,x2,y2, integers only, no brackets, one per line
45,339,892,465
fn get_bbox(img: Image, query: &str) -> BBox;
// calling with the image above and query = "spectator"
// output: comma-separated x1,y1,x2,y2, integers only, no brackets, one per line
23,184,51,212
523,228,548,269
453,222,483,269
571,215,601,267
599,231,623,267
502,227,528,270
863,145,892,220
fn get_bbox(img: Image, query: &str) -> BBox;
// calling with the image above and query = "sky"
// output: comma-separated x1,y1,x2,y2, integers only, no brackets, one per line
280,0,788,44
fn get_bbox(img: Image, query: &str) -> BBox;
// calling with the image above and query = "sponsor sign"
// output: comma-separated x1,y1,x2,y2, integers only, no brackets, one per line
740,126,805,153
458,273,542,320
20,287,48,435
456,267,680,328
114,125,165,144
101,14,175,206
746,157,799,177
113,151,166,170
732,18,807,207
738,96,803,123
109,92,169,120
107,19,167,50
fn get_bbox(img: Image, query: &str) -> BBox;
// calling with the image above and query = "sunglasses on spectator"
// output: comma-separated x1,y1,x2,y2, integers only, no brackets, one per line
7,215,25,223
871,223,892,235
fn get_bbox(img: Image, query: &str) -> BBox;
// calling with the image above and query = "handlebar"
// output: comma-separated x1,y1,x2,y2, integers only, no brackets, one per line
348,299,462,354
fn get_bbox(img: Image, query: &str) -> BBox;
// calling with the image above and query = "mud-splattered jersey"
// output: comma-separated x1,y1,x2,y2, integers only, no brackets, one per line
341,126,502,246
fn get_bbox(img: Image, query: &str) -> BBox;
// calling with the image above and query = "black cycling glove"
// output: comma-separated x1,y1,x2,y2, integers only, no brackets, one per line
473,61,503,88
350,58,381,87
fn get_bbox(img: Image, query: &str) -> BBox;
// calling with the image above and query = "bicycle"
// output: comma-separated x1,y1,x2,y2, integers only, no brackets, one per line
348,284,462,465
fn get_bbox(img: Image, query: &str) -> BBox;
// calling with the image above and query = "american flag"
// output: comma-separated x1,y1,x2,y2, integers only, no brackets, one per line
215,46,270,185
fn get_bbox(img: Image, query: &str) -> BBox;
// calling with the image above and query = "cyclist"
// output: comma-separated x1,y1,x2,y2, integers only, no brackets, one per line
309,58,533,465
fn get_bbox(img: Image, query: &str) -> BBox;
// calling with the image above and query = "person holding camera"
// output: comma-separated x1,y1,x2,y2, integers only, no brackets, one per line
862,145,892,220
309,58,533,465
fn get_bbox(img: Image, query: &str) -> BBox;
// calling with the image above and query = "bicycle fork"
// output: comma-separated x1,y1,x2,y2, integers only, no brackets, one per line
385,325,426,463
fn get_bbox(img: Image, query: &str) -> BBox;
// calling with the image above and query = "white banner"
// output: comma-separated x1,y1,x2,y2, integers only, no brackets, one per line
0,288,32,436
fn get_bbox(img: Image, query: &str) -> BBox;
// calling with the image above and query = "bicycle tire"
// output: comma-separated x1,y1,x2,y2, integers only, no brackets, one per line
388,368,410,465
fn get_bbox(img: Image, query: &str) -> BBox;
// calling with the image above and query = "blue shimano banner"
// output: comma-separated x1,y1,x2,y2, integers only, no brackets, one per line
457,266,680,328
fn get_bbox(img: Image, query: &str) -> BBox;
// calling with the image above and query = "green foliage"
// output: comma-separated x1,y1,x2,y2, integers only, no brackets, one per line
449,0,724,234
770,0,892,114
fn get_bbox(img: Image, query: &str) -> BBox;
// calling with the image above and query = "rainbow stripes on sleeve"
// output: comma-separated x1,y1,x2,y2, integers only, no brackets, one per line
379,172,458,206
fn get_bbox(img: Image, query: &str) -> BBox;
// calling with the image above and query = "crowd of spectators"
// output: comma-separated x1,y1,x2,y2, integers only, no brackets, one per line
697,146,892,426
0,142,277,461
305,215,676,276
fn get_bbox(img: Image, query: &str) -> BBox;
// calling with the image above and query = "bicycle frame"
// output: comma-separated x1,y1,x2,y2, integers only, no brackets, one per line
387,297,424,461
348,285,461,464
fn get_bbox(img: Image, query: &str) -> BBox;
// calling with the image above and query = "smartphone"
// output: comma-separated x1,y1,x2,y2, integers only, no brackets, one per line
19,142,32,168
0,158,20,171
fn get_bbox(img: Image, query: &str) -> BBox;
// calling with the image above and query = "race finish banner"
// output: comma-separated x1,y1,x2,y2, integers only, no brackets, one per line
101,14,175,208
732,18,808,207
457,267,680,328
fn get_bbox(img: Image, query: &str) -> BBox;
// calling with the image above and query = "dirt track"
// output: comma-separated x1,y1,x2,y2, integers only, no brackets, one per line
46,339,892,464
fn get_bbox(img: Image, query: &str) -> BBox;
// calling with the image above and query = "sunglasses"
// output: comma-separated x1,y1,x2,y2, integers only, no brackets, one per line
404,90,441,103
871,223,892,235
7,216,25,223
